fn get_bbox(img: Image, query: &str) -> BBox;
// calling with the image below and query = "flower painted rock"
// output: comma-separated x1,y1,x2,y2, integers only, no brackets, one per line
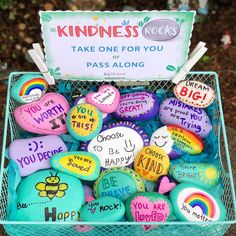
150,125,204,159
170,183,226,222
94,167,145,201
134,146,170,181
113,91,158,121
80,196,125,222
14,93,69,135
66,104,103,141
50,151,101,181
11,73,48,104
156,175,177,195
159,97,212,138
9,135,68,176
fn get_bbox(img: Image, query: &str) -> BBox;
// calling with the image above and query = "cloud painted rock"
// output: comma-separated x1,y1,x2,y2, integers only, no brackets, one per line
14,93,69,135
156,175,177,195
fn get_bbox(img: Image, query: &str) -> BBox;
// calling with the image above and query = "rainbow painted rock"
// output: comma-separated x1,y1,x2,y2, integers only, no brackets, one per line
113,91,158,121
81,121,149,169
94,167,145,201
11,73,48,104
50,151,101,181
14,93,69,135
170,183,226,222
9,135,68,177
156,175,177,196
150,125,204,159
159,97,212,138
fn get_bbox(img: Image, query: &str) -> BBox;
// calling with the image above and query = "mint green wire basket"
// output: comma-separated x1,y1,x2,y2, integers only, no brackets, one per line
0,71,235,236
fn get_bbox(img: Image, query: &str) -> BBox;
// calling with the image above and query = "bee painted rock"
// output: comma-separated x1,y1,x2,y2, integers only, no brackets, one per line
156,175,177,196
150,125,204,159
93,167,145,201
170,183,226,222
159,97,212,138
170,163,220,188
113,91,158,121
9,169,85,222
66,104,103,141
9,135,68,177
50,151,101,181
134,146,170,181
11,73,48,104
81,121,149,169
14,93,70,135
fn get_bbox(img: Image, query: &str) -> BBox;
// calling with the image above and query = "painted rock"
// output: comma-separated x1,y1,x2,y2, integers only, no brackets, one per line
150,125,204,159
134,146,170,181
174,80,215,108
10,169,85,222
80,196,125,222
66,103,103,141
170,163,220,188
50,151,101,181
93,167,145,201
81,121,149,169
86,85,120,113
156,175,177,195
14,93,69,135
113,91,158,121
159,97,212,138
11,73,48,104
125,192,173,222
9,135,67,176
83,185,95,203
170,183,226,222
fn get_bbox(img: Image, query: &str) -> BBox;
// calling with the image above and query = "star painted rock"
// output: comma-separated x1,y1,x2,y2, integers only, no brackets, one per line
159,97,212,138
113,91,158,121
86,85,120,113
81,121,149,169
94,167,145,201
9,135,68,176
14,93,70,135
66,104,103,141
150,125,204,159
134,146,170,181
156,175,177,195
170,183,226,222
50,151,101,181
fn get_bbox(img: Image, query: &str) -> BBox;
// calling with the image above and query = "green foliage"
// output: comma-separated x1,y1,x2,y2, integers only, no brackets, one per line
0,0,14,9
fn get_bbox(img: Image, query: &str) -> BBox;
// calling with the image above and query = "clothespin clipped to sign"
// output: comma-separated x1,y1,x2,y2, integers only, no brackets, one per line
28,43,55,85
172,42,208,84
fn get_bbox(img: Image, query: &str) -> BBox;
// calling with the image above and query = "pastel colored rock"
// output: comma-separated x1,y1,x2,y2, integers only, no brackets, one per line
159,97,212,138
10,169,85,221
83,185,95,203
11,73,48,104
14,93,70,135
9,135,67,176
170,183,226,222
174,80,215,108
113,91,158,121
80,196,125,222
156,175,177,195
86,85,120,113
125,192,173,222
81,121,149,169
66,104,103,141
50,151,101,181
134,146,170,181
94,167,145,201
150,125,204,159
170,163,220,188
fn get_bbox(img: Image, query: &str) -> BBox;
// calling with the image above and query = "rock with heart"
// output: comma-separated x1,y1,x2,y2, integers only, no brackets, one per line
80,196,125,222
156,175,177,195
93,167,145,201
83,185,95,203
14,93,70,135
150,125,204,159
81,121,149,169
9,135,68,177
86,85,120,113
113,91,159,121
159,97,212,138
50,151,101,181
134,146,170,181
170,183,226,222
